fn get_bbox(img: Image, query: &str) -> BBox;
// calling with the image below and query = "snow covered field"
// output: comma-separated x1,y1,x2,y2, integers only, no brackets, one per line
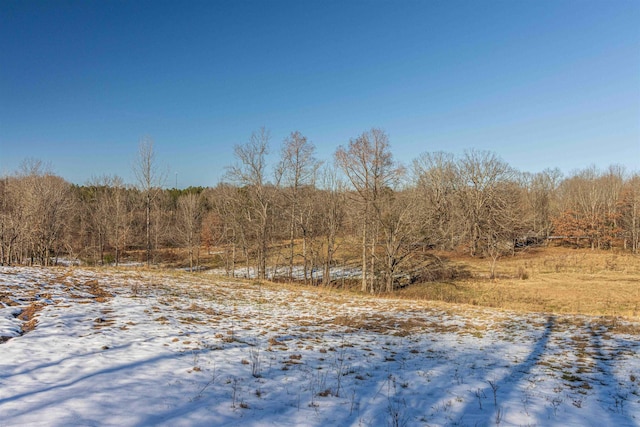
1,266,639,426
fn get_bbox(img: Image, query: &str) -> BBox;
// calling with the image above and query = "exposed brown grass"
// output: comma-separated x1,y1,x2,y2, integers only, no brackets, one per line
17,301,46,333
396,247,640,319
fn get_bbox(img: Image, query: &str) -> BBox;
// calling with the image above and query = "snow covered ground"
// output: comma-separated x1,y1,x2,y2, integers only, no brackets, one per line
1,266,639,426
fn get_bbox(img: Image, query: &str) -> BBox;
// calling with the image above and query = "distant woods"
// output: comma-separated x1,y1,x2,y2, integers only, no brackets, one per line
1,130,639,292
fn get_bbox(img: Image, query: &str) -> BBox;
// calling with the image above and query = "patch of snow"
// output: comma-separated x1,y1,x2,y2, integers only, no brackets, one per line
0,266,638,426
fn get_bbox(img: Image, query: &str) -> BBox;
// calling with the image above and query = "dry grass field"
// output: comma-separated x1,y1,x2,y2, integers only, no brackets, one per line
397,247,640,320
139,244,640,320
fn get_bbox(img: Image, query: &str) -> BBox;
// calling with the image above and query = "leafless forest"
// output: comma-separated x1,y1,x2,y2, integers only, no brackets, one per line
1,129,638,293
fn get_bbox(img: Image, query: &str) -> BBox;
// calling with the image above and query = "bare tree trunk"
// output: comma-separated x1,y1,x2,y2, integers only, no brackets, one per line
289,212,295,281
146,193,151,265
231,240,236,278
302,230,308,284
361,221,367,292
133,137,166,267
369,223,377,293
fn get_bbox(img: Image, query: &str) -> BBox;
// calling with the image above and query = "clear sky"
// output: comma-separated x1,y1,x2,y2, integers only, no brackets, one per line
1,0,639,187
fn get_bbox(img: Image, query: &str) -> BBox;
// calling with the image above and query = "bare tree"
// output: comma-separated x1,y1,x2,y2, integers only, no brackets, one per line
18,160,74,266
377,185,417,292
412,152,460,250
133,137,166,265
0,175,27,265
84,175,117,265
210,183,244,277
335,128,403,292
456,149,516,258
176,192,204,271
152,190,173,262
275,131,321,282
317,165,346,286
200,207,224,257
601,165,626,247
225,127,272,279
620,174,640,253
555,165,626,250
296,184,326,284
556,166,609,249
108,176,133,266
521,168,562,240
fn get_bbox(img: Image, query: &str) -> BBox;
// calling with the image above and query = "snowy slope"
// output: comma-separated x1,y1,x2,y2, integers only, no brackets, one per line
1,266,638,426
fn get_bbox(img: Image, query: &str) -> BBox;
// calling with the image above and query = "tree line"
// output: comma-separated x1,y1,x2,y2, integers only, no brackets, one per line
1,128,638,292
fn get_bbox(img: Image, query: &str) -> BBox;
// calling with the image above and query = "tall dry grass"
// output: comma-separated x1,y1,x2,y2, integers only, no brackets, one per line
396,247,640,319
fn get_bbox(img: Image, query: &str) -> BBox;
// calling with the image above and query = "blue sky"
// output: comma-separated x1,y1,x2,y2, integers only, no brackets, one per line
1,0,638,187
